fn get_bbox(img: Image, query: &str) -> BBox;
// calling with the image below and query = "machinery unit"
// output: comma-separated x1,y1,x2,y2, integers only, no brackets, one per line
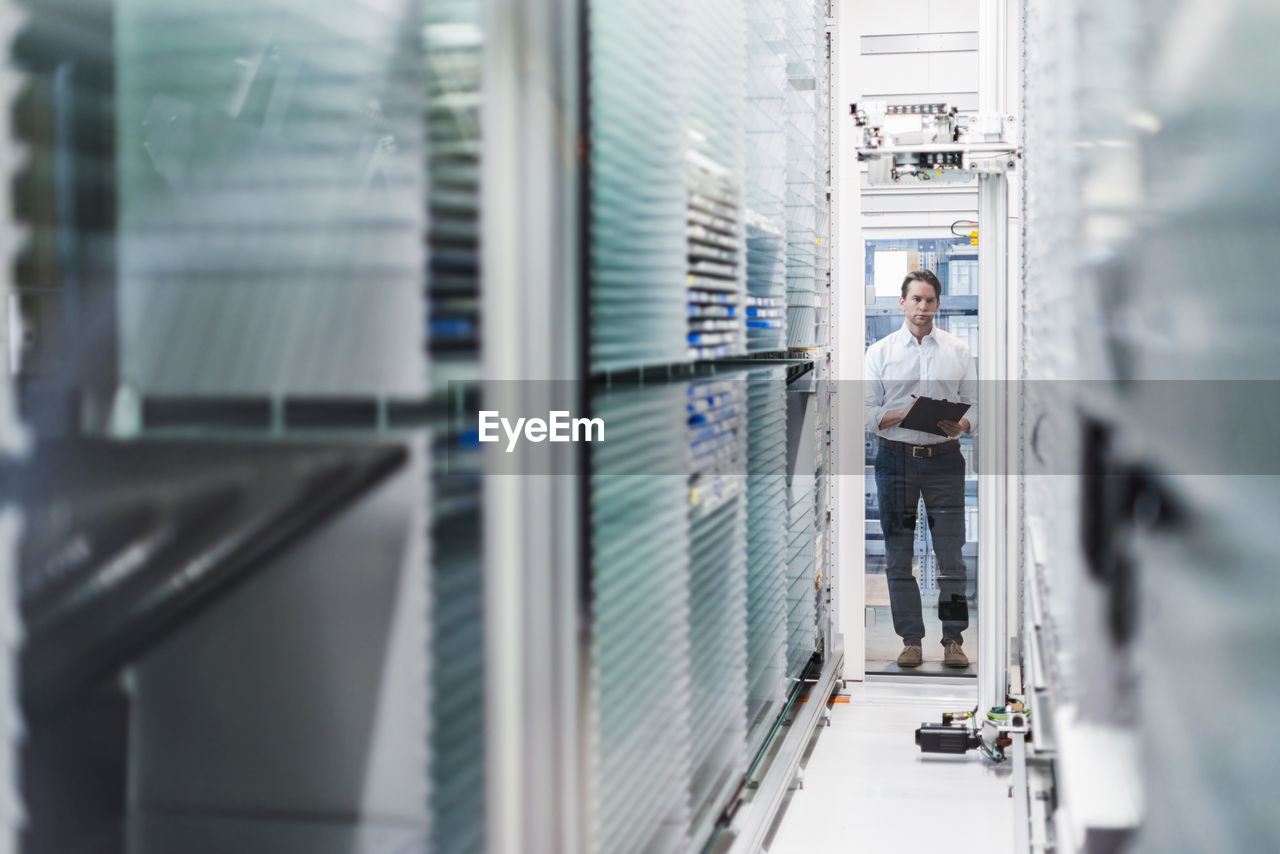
915,703,1030,762
852,100,1018,185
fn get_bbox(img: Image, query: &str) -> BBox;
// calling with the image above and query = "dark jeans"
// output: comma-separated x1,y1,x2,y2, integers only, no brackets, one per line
874,444,969,646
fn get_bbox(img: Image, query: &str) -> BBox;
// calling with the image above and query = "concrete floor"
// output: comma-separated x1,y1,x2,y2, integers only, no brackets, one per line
766,680,1015,854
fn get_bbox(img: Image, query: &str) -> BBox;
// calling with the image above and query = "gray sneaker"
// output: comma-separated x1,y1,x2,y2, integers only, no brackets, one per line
942,639,968,669
897,643,923,667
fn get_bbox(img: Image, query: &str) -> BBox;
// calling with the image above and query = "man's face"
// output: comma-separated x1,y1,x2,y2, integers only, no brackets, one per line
900,279,939,333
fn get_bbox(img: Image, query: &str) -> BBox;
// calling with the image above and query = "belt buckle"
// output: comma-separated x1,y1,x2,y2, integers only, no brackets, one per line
912,445,929,459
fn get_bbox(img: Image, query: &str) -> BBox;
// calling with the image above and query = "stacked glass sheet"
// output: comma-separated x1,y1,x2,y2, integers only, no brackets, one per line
812,0,831,351
585,0,831,847
786,470,817,679
590,382,692,854
0,504,15,849
687,0,746,168
813,462,829,645
0,7,20,822
744,368,788,757
685,375,748,845
685,0,746,362
12,4,437,849
424,1,483,385
686,157,744,360
745,0,789,353
423,8,483,846
786,391,817,679
688,377,746,514
9,0,119,430
784,0,820,350
588,0,688,372
116,0,428,397
429,428,483,854
686,496,747,848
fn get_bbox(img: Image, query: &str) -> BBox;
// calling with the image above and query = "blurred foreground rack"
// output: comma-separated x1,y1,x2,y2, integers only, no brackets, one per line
1,1,837,853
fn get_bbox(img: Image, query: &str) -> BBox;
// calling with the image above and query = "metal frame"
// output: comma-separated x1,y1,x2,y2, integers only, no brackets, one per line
834,0,867,683
1003,0,1024,704
1011,733,1031,853
975,0,1016,714
855,141,1018,157
822,0,839,678
975,165,1010,712
839,0,1019,708
480,0,582,852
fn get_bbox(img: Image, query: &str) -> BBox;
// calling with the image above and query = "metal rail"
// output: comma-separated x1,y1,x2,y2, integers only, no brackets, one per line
855,141,1019,157
1012,733,1031,854
723,649,845,853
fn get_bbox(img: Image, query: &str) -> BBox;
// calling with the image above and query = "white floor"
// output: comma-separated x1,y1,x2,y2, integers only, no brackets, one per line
767,679,1016,854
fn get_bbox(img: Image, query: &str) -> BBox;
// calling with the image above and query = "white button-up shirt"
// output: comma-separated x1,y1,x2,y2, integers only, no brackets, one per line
864,321,978,444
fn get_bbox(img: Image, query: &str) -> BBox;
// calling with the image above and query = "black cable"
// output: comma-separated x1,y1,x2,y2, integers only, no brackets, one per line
950,220,978,237
968,704,1009,763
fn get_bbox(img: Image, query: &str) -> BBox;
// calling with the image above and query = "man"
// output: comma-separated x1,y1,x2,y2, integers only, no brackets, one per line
864,269,976,669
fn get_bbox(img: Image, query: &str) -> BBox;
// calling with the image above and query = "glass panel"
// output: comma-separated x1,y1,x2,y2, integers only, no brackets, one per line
864,236,978,675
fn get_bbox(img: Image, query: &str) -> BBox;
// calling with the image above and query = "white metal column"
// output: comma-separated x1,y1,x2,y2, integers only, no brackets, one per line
976,0,1014,713
976,170,1009,712
1003,0,1024,699
834,0,866,682
480,0,582,852
833,0,864,682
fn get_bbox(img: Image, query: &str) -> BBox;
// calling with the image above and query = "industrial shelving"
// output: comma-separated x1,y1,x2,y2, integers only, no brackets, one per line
1,2,838,854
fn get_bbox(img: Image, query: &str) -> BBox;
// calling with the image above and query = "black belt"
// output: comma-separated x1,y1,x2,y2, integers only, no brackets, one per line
878,437,961,459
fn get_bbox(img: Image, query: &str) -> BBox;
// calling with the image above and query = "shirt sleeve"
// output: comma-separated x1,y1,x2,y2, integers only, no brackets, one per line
864,343,889,434
959,344,977,434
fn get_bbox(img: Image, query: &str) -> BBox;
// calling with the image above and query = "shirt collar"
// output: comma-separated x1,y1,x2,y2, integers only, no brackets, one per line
899,321,937,345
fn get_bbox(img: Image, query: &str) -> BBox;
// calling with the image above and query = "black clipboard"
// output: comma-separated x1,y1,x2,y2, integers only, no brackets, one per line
899,395,970,437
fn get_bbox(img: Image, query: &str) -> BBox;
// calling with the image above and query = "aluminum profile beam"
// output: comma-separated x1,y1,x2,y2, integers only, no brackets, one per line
480,0,582,851
975,0,1014,715
976,168,1009,714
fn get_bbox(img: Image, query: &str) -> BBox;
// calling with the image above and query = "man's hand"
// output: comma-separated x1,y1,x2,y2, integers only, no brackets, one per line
936,418,971,438
879,407,910,430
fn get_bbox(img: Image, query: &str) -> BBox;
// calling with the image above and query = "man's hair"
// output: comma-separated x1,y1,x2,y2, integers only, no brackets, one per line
901,269,942,300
